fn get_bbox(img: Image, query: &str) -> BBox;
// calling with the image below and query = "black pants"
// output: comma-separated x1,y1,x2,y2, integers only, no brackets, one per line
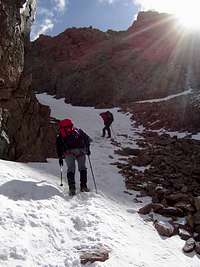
102,124,111,137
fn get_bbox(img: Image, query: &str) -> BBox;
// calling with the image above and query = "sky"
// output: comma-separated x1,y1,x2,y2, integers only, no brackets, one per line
31,0,200,40
0,92,198,266
31,0,140,40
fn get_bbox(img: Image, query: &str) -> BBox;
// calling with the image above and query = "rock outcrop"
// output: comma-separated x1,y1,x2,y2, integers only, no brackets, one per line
0,1,55,161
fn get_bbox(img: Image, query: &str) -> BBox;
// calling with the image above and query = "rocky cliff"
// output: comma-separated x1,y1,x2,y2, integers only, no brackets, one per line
30,11,188,105
0,0,55,161
30,10,200,131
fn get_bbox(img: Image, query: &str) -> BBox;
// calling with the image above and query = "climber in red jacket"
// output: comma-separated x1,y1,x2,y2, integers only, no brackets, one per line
99,111,114,138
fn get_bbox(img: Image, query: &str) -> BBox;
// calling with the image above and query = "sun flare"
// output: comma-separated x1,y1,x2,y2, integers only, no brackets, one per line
176,10,200,30
137,0,200,31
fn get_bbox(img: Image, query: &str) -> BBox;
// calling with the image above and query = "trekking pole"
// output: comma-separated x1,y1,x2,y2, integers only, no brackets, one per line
60,166,63,186
111,125,116,140
87,155,98,193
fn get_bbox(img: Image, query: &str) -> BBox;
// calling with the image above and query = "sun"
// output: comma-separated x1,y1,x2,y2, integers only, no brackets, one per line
138,0,200,31
176,8,200,30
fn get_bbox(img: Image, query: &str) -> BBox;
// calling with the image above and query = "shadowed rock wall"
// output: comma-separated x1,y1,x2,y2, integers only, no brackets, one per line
0,0,55,161
30,11,188,107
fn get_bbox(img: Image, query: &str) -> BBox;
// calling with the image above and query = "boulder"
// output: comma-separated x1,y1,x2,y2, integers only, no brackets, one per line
80,249,109,264
182,238,196,253
166,193,192,205
138,203,153,215
155,206,185,217
178,228,192,241
154,220,175,237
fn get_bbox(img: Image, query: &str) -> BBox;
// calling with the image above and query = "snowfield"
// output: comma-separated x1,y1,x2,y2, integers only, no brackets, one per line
0,93,199,267
136,88,193,103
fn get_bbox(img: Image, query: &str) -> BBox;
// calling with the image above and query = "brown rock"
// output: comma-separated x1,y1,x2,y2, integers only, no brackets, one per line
156,206,185,217
154,220,175,237
151,203,165,213
166,193,191,205
80,249,109,264
174,202,195,214
138,203,153,215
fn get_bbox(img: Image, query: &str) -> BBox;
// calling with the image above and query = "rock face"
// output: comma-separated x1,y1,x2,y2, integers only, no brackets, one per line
0,1,55,161
31,11,189,107
30,10,200,131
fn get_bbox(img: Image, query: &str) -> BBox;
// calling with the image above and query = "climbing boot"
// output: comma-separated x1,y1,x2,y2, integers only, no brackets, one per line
80,170,90,192
67,172,76,196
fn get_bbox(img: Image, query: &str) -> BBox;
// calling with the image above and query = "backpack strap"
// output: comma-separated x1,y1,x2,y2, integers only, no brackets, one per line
59,133,68,152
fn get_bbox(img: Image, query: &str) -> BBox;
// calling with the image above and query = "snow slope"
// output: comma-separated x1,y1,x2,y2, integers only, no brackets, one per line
0,93,199,267
136,88,193,103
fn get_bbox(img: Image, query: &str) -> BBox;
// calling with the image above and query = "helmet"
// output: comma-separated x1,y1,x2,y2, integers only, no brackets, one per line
59,118,73,128
58,119,74,137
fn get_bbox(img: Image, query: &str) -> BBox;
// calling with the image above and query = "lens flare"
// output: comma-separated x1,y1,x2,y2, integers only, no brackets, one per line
176,10,200,30
136,0,200,31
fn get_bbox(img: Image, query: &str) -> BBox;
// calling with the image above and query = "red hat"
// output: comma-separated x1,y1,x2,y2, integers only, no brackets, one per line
59,119,73,128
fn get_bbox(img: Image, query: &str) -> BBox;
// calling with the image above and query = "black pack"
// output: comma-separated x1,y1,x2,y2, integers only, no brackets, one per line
106,111,114,123
61,128,89,150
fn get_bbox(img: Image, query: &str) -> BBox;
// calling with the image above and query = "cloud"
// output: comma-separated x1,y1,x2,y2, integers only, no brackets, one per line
37,7,54,17
30,0,68,41
31,18,54,40
54,0,66,12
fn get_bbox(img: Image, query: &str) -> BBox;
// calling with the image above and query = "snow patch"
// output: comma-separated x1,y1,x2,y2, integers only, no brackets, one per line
137,88,193,103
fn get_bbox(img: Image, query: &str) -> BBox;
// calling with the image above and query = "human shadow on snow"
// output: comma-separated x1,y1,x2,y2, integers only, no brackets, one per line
0,180,64,201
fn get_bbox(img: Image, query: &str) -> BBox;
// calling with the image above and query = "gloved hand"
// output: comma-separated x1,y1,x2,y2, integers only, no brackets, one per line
86,147,91,156
59,158,63,166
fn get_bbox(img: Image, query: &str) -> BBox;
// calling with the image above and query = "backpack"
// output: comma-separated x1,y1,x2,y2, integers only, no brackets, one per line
106,111,114,123
100,111,114,124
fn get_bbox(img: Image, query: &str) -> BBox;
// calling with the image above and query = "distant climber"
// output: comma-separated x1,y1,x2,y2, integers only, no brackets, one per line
56,118,92,196
99,111,114,138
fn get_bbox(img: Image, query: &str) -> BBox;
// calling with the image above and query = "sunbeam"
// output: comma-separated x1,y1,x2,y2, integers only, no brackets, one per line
136,0,200,31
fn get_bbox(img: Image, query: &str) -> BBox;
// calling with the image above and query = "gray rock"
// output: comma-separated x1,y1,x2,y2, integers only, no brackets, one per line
178,228,192,241
182,238,196,253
